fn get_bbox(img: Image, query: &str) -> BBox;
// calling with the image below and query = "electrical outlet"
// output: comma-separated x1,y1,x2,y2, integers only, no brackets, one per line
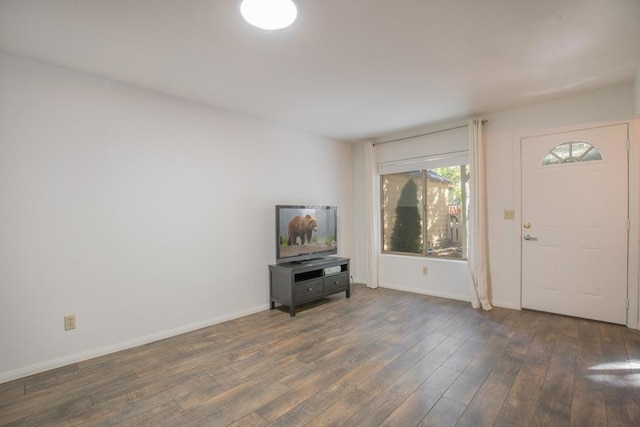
422,266,428,275
64,315,76,331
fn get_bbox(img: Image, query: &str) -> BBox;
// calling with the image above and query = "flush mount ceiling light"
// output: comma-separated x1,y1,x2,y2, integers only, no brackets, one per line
239,0,298,30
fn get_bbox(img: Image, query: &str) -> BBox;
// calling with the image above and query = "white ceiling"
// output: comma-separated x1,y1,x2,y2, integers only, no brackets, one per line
1,0,639,141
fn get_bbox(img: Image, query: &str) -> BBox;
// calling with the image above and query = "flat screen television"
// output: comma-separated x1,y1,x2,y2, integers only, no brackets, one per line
275,205,337,263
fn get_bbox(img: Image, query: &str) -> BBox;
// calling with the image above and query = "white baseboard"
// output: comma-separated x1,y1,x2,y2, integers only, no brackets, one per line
377,283,523,311
379,284,523,311
379,283,471,303
0,304,269,385
490,300,521,310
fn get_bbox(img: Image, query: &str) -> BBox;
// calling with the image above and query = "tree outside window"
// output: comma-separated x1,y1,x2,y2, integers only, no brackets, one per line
389,178,422,254
381,164,468,260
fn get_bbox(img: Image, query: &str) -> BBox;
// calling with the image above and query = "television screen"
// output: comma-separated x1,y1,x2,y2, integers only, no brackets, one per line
276,205,337,263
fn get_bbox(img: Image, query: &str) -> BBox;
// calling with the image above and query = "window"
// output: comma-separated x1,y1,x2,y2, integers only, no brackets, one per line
542,141,602,165
381,162,469,260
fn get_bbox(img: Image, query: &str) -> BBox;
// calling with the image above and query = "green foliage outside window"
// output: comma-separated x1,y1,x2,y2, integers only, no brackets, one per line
432,166,461,204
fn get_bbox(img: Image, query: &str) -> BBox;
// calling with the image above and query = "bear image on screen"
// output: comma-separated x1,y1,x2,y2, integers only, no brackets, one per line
287,214,318,246
277,206,336,261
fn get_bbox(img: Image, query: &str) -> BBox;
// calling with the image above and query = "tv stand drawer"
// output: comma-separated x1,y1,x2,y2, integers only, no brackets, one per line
293,279,323,300
324,273,349,292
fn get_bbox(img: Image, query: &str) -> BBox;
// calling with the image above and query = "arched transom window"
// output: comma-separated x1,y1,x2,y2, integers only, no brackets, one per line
542,141,602,165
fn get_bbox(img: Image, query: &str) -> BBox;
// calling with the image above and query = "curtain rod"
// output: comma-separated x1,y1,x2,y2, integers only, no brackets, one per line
374,120,487,146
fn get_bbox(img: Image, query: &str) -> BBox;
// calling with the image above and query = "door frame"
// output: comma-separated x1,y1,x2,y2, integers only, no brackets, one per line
512,119,639,329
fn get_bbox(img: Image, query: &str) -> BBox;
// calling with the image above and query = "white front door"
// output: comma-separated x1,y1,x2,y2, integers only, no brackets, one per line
521,124,628,324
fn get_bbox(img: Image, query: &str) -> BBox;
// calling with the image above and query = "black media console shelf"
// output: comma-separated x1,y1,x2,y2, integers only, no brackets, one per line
269,257,350,316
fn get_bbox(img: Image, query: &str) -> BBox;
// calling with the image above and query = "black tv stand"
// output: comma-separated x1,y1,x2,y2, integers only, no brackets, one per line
269,257,350,316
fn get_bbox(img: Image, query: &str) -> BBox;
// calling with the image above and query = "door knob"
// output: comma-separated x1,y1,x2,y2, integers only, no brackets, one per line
523,234,538,241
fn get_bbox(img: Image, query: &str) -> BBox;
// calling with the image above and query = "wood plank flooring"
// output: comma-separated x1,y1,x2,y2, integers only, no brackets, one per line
2,284,640,426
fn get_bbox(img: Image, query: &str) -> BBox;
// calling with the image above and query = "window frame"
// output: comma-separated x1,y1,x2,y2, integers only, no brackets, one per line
541,141,603,165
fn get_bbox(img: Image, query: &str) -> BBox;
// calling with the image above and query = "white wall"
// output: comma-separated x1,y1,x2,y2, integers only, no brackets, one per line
0,53,354,383
353,83,636,310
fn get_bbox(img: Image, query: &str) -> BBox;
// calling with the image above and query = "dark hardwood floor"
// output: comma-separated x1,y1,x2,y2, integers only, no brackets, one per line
2,284,640,426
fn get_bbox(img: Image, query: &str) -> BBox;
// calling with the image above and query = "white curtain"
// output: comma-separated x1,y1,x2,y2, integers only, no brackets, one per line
364,141,379,289
468,119,492,310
